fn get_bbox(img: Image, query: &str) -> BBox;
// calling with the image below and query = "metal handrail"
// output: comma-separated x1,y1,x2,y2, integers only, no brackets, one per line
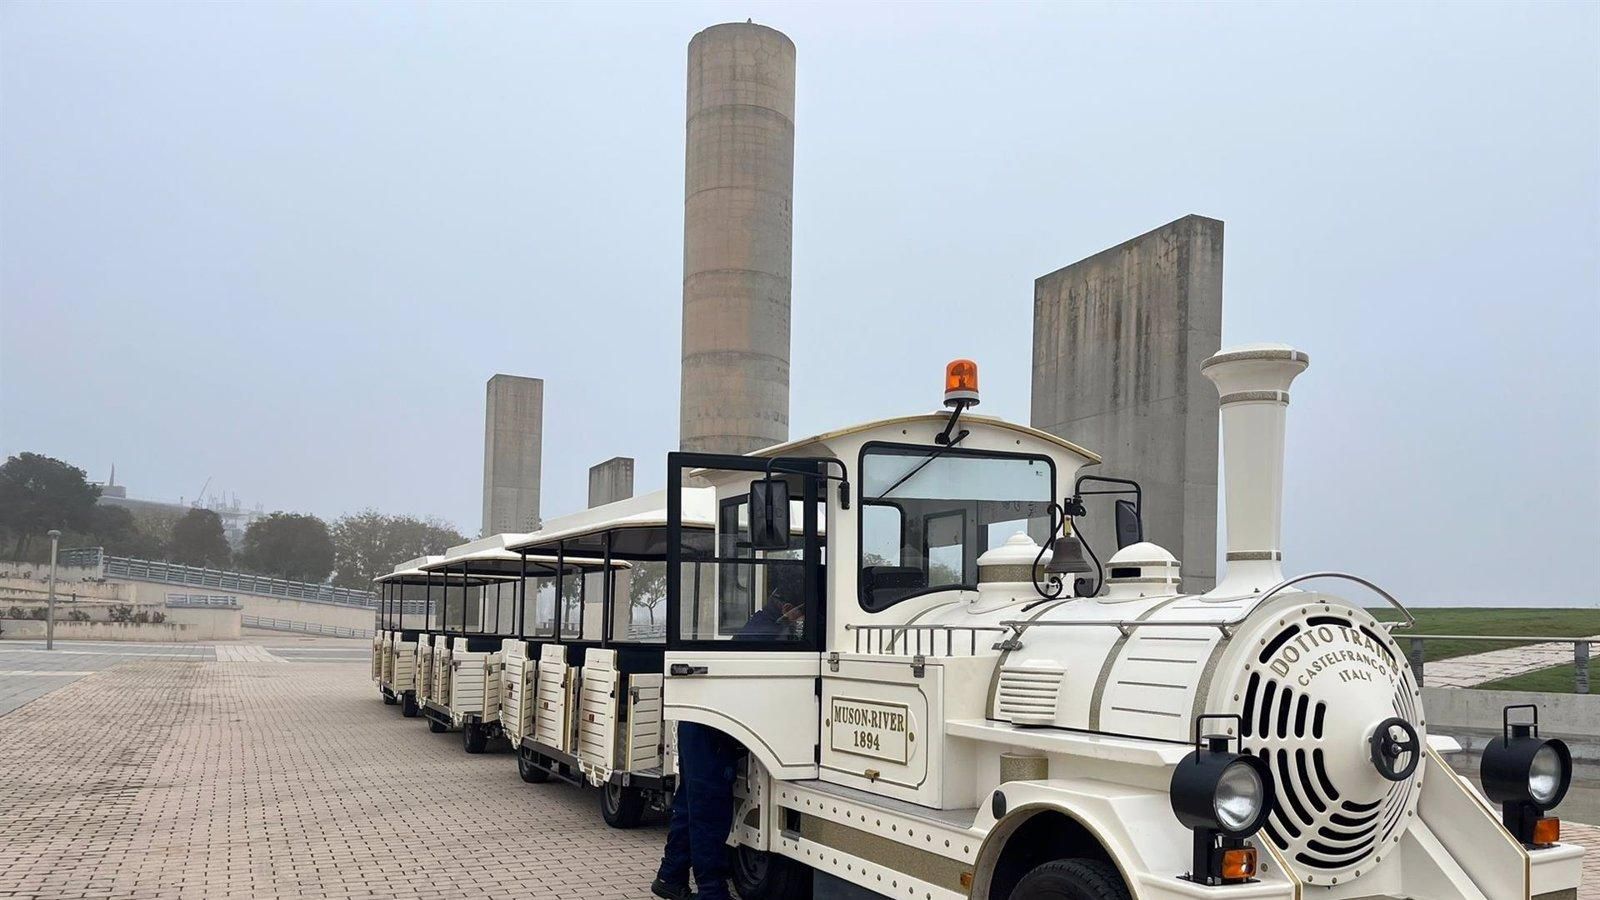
104,555,376,608
844,623,1010,657
1399,634,1595,643
995,571,1416,649
242,613,373,639
1401,633,1593,694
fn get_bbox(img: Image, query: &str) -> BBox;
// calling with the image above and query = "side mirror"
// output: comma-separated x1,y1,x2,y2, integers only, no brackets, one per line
748,477,792,551
1115,499,1143,549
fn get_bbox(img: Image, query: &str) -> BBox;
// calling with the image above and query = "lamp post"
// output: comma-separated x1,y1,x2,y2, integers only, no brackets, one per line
46,530,61,651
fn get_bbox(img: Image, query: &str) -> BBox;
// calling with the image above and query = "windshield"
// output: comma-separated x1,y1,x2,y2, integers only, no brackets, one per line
858,444,1054,611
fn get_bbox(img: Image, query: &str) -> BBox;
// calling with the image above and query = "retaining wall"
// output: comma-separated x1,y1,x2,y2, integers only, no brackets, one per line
0,609,240,642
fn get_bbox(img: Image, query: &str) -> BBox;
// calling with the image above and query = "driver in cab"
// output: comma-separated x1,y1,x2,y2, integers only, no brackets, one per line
737,586,804,640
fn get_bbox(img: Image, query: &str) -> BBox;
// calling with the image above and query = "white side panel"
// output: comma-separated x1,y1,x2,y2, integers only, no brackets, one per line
500,639,534,744
664,651,819,779
626,674,664,772
372,634,386,681
434,643,453,709
394,642,416,691
533,644,571,753
1395,749,1527,900
416,637,435,702
578,649,619,781
820,657,937,807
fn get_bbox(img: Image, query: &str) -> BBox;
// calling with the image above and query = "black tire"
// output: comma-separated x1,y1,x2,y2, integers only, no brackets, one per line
383,693,398,705
600,781,646,829
428,717,447,734
1009,859,1130,900
730,844,811,900
401,693,419,718
462,722,488,754
518,752,550,784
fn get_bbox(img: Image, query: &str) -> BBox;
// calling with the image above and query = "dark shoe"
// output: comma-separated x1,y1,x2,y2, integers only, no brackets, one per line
691,881,731,900
651,878,694,900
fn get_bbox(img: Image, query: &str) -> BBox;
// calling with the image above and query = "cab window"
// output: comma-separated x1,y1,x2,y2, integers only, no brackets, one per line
858,443,1054,612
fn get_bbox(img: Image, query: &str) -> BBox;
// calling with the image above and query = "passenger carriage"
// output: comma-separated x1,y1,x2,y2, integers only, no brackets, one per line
503,488,716,827
372,558,441,717
414,537,590,753
655,353,1585,900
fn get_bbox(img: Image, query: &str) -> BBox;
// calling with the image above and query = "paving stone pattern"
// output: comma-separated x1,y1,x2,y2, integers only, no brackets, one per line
0,641,1593,899
0,646,666,899
1574,822,1600,899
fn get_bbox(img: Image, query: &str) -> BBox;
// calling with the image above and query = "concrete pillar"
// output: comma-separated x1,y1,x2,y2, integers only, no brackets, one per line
1030,215,1224,593
588,457,635,508
481,374,543,536
679,22,795,454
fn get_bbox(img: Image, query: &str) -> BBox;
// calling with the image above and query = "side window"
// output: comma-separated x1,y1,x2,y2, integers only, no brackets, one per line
925,509,967,585
666,453,826,652
559,570,584,639
524,575,557,638
622,560,667,642
676,493,810,644
582,570,606,641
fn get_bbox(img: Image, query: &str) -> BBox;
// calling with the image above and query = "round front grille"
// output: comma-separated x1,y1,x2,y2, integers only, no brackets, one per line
1227,603,1423,886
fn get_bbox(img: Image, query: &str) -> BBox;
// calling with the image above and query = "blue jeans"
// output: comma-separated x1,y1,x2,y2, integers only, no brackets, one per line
657,722,739,900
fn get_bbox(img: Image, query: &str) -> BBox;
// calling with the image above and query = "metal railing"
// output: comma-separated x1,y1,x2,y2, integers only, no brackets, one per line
104,555,375,608
845,623,1011,657
1404,634,1593,694
59,548,106,570
242,614,373,639
165,593,241,609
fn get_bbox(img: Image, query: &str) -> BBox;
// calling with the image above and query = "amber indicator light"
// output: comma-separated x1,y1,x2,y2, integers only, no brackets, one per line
1532,817,1561,845
945,359,979,396
1220,847,1257,881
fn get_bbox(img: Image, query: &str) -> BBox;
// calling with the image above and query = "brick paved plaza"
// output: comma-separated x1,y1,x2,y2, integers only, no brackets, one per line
0,637,1594,900
0,637,665,900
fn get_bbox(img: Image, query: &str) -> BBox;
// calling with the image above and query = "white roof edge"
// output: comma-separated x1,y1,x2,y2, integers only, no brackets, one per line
505,487,716,553
745,412,1101,464
419,548,630,572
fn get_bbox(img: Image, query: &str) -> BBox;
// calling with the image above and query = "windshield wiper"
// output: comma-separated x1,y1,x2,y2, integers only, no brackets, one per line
868,429,969,501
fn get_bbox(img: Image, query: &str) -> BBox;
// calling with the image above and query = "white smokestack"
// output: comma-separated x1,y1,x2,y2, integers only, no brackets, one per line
1201,344,1309,596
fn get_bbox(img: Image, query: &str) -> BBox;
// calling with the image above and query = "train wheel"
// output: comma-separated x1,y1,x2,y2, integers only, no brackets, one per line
462,722,488,754
518,752,550,784
383,693,398,705
600,781,646,829
730,844,810,900
401,693,419,717
428,718,447,734
1010,859,1130,900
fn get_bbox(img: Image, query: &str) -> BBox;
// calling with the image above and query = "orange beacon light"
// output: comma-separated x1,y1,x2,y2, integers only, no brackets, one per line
944,359,980,408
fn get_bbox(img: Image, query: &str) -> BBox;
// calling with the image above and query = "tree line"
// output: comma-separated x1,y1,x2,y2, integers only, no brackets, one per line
0,452,466,590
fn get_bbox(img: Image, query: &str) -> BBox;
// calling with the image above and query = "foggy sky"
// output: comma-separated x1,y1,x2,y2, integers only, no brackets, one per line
2,2,1596,606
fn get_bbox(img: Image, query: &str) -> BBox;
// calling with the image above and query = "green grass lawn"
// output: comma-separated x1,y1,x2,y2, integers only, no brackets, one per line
1477,660,1595,694
1366,607,1600,662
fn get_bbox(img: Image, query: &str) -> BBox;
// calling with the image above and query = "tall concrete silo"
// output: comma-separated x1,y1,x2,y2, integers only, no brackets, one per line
679,22,796,454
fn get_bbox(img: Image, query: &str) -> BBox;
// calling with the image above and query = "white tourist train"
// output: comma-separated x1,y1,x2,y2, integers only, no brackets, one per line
372,346,1585,900
658,347,1584,899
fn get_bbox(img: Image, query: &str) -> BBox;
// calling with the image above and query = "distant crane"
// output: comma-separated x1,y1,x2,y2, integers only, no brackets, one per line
194,476,212,508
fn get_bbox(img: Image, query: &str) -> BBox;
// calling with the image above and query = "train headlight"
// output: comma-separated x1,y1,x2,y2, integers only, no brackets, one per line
1481,704,1571,847
1213,760,1267,833
1171,715,1273,885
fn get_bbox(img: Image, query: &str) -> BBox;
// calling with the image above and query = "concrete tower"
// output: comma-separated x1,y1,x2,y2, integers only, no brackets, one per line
588,457,635,508
481,374,543,536
679,22,796,454
1031,215,1224,592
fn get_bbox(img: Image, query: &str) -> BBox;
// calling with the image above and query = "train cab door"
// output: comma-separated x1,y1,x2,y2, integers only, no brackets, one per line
664,454,827,781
